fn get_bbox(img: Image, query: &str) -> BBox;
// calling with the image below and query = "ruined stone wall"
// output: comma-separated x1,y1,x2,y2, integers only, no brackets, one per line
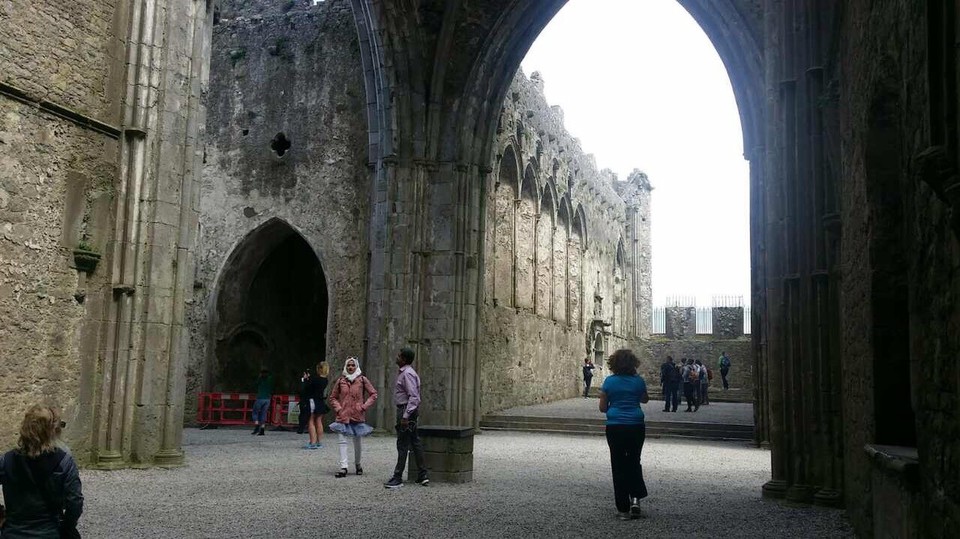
840,1,960,534
642,337,752,393
188,0,368,415
479,71,650,414
0,0,123,453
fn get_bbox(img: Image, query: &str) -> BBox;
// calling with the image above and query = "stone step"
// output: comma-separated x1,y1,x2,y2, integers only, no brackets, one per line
479,415,754,441
586,386,753,403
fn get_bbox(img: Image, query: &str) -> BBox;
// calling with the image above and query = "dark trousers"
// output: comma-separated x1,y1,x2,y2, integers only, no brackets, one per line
297,401,310,433
683,382,699,410
662,382,679,411
605,424,648,513
720,367,730,389
583,376,593,397
394,406,427,479
700,383,709,404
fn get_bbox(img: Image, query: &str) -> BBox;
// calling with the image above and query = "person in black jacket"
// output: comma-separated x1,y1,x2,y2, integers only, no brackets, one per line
297,370,312,434
303,360,330,450
659,355,680,412
0,404,83,538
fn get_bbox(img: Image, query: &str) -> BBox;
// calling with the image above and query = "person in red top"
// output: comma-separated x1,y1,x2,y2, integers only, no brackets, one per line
384,348,429,488
328,357,378,478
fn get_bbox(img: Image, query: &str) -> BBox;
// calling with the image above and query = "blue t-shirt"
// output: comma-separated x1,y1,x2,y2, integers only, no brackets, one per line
601,374,647,425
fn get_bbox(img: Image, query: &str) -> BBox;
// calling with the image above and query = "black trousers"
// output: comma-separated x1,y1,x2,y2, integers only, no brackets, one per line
605,424,648,513
394,406,427,479
720,367,730,389
662,381,680,411
583,376,593,397
683,382,699,409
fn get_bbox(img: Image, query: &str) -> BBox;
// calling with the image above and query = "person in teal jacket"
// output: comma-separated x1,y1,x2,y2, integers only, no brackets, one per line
251,368,273,435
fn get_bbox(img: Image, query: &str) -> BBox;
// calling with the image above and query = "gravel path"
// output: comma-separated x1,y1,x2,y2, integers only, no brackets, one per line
74,428,851,538
494,397,755,425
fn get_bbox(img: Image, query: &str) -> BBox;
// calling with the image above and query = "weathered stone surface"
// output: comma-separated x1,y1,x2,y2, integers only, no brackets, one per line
187,0,368,413
479,71,651,414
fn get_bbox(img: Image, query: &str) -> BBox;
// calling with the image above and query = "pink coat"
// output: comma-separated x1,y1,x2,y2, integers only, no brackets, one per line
328,375,378,424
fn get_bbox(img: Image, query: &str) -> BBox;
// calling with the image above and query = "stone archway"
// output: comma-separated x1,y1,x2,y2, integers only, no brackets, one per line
350,0,764,430
212,219,328,395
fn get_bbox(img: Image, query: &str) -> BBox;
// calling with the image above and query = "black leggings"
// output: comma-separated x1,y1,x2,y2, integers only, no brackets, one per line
605,424,648,513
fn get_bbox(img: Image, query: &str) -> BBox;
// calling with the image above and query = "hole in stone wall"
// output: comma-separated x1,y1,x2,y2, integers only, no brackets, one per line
242,129,249,136
270,132,291,156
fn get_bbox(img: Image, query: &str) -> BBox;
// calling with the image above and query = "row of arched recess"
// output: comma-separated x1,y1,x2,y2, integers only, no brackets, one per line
493,144,603,331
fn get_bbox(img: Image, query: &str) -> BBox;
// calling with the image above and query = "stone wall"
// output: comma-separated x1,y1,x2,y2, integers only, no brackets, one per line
0,0,122,454
641,337,752,394
187,0,368,414
479,71,650,414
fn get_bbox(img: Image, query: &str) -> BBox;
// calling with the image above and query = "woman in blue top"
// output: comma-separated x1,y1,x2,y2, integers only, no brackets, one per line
598,349,649,520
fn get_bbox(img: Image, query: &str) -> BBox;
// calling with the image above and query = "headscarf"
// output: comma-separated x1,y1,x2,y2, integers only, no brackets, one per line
342,357,362,382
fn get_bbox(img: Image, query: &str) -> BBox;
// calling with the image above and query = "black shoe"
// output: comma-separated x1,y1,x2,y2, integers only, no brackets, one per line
694,405,700,412
685,408,692,412
416,475,430,486
356,466,363,476
251,425,260,435
257,427,265,436
335,468,348,478
662,408,669,412
384,476,403,489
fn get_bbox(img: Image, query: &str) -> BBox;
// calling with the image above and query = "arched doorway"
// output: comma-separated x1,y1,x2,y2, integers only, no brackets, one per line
212,219,328,395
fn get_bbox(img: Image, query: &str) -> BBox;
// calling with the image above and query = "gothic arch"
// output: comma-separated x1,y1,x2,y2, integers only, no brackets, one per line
516,163,539,308
536,184,556,317
494,144,520,307
211,218,329,395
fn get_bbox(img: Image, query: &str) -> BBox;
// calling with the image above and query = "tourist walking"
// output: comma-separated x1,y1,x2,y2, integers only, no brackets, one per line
303,361,330,449
251,368,273,435
0,405,83,538
681,359,700,412
719,352,732,390
659,355,680,412
598,349,649,521
384,348,430,488
328,357,378,477
583,357,597,398
695,359,709,405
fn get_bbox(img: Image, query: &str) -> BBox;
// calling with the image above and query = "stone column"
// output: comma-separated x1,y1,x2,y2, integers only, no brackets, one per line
93,0,212,468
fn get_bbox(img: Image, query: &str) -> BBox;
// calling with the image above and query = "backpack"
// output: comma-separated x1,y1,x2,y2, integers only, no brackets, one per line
688,367,699,383
707,367,714,381
720,356,731,368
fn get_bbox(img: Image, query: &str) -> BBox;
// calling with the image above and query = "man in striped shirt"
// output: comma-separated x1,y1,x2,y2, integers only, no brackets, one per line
384,348,430,488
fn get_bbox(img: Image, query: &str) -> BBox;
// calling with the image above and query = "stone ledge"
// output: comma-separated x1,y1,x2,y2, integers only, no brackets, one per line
864,444,919,483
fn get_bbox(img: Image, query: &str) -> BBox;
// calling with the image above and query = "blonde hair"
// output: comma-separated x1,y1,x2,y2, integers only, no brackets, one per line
18,404,61,458
316,362,329,377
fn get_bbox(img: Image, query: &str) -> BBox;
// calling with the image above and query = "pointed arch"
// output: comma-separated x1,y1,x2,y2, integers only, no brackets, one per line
516,163,539,308
553,198,571,323
494,144,520,307
212,218,328,394
536,184,556,316
569,203,587,331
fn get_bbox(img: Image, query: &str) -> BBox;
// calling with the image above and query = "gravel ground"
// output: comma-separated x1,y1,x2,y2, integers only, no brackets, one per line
496,397,755,425
74,428,852,539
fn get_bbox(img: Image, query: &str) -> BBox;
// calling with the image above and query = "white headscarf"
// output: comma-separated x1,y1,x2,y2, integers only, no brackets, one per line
342,357,362,382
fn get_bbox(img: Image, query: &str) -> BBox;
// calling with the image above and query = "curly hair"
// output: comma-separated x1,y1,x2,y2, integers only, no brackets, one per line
18,404,61,458
607,349,640,375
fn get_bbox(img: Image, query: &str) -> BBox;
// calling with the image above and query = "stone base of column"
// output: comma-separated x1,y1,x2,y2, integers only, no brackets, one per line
785,483,816,505
762,479,788,499
812,487,843,508
153,449,185,468
407,425,474,483
94,451,126,470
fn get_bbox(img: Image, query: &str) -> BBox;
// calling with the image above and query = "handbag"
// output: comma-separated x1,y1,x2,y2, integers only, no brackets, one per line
16,452,81,539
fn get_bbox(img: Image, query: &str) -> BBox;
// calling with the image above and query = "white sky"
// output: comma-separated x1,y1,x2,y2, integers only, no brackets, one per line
521,0,750,308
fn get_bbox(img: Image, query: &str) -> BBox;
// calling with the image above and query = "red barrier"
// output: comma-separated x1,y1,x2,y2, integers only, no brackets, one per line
270,394,300,428
196,392,258,426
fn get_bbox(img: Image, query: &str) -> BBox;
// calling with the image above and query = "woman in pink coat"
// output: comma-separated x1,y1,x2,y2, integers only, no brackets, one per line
328,357,378,478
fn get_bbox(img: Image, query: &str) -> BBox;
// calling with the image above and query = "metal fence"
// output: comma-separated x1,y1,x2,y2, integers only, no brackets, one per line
649,295,752,335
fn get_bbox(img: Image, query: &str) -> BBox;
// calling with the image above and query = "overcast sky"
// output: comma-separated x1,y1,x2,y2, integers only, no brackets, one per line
521,0,750,308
